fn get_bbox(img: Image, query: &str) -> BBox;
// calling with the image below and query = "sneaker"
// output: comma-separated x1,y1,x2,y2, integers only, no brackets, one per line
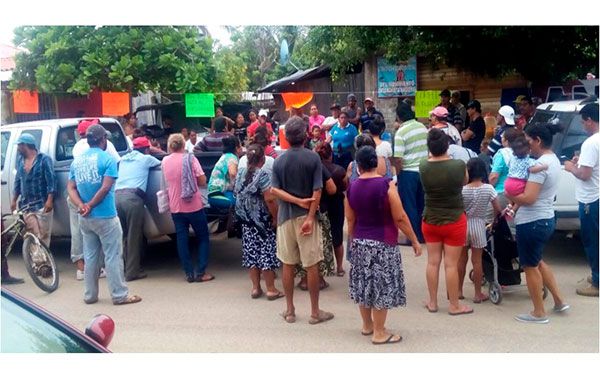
76,269,84,281
99,268,107,278
553,303,570,313
576,285,599,297
514,313,549,324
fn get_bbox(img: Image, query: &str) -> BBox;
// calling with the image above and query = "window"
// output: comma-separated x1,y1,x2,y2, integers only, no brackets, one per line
1,132,11,170
561,115,588,159
21,129,43,150
56,122,128,161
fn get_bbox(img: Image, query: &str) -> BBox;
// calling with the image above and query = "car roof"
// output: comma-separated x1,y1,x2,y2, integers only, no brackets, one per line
537,98,599,113
1,117,120,130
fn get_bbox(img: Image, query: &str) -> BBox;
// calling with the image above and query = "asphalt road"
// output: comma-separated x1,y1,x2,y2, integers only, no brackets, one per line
3,231,598,353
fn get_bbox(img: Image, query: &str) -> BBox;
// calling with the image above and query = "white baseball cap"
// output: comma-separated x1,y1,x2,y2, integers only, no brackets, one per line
258,109,269,117
498,105,515,126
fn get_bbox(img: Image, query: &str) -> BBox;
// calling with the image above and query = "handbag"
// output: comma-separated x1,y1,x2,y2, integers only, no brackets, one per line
157,170,170,214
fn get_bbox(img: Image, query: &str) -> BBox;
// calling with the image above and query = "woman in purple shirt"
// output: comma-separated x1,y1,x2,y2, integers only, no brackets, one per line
345,146,422,345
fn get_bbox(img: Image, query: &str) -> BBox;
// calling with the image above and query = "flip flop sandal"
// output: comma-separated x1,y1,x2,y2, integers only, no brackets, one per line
423,302,438,313
251,289,263,299
266,291,284,301
113,295,142,305
336,270,346,277
372,334,402,345
448,308,474,316
308,310,334,325
361,330,374,336
473,295,489,304
196,274,215,283
280,311,296,323
320,280,330,290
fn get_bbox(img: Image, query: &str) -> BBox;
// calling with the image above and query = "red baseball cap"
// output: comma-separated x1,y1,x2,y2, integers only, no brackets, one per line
132,136,151,149
77,119,100,136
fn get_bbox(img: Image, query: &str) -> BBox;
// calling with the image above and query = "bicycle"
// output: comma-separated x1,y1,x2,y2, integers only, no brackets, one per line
1,202,59,293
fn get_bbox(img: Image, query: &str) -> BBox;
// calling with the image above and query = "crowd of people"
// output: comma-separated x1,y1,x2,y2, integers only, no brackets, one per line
2,90,598,342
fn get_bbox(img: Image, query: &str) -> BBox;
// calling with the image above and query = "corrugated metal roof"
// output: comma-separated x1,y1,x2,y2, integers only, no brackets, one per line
257,65,331,93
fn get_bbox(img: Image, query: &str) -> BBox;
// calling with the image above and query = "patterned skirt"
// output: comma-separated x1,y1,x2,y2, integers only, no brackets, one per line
295,212,335,278
348,238,406,310
241,224,281,271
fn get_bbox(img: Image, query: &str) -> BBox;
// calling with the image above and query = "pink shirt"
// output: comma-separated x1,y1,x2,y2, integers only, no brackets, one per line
162,153,205,214
309,114,325,129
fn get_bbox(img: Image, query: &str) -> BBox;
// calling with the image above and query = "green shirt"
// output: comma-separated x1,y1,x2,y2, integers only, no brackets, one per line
419,159,466,225
394,119,428,172
208,153,238,194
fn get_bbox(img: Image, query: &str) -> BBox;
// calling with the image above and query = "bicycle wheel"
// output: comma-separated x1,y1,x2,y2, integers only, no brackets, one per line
22,233,59,293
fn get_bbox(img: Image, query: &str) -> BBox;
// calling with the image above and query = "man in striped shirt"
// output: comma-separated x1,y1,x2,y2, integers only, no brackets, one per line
392,102,428,243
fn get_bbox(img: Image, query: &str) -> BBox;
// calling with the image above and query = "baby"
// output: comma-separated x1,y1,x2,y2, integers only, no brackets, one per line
504,136,548,218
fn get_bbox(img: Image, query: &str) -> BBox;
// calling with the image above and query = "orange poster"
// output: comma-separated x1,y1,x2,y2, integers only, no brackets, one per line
281,92,313,110
101,92,130,116
13,90,39,114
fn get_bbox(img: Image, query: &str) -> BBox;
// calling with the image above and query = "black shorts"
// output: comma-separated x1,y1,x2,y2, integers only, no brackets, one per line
327,199,345,248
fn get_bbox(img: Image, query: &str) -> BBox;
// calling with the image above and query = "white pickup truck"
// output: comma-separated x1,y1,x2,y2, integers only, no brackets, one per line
1,118,230,240
529,96,599,231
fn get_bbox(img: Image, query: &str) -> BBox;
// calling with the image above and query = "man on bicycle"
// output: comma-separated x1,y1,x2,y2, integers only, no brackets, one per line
10,133,56,248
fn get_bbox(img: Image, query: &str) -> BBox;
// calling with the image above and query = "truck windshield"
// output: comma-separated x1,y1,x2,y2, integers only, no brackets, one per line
529,109,588,160
56,122,128,161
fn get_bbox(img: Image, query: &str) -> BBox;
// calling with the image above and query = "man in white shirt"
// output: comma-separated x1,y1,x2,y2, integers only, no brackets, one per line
185,130,199,153
72,119,121,163
565,103,599,297
322,103,341,134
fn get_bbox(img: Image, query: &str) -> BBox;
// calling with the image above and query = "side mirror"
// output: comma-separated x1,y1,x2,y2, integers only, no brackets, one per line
85,314,115,348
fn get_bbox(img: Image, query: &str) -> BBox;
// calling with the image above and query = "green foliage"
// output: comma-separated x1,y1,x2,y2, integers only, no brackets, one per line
10,26,249,99
228,26,310,90
299,26,599,83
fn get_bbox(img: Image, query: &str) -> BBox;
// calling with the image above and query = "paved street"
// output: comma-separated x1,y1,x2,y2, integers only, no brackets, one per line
3,231,598,353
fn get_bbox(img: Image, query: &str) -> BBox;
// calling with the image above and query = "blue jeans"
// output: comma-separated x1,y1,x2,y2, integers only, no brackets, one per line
579,200,599,287
171,210,210,277
79,216,129,303
397,170,425,243
515,218,555,268
208,190,235,209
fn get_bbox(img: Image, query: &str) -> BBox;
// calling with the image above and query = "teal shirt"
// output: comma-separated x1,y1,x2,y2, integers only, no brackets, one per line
491,148,510,193
208,153,238,194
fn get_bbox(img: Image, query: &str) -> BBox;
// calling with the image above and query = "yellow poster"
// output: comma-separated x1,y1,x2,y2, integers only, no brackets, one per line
415,90,441,118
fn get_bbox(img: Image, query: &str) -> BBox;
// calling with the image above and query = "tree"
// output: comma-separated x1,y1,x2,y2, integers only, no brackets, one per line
10,26,249,100
228,26,310,90
298,26,599,83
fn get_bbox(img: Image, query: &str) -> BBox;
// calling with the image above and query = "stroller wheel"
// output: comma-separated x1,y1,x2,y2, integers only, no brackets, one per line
542,286,548,300
489,282,503,305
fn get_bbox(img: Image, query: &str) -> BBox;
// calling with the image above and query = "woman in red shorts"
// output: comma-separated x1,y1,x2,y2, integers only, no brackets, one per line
419,128,473,315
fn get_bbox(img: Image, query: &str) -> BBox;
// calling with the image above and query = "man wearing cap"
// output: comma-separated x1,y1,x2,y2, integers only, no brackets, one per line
514,95,535,131
488,105,516,158
245,109,274,140
429,106,462,146
438,89,463,130
392,101,428,243
72,119,121,162
195,116,233,153
68,124,141,305
115,137,161,281
360,97,384,130
322,103,341,133
461,100,486,154
70,118,118,280
565,103,599,297
10,133,56,249
342,94,363,127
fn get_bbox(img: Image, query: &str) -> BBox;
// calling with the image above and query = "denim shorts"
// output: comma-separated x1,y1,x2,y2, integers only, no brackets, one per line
515,218,555,268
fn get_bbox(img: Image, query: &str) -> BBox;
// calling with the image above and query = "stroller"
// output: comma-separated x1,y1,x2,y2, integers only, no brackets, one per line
472,215,548,304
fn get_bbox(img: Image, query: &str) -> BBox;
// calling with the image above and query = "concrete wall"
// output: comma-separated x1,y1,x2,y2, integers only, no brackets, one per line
363,57,399,130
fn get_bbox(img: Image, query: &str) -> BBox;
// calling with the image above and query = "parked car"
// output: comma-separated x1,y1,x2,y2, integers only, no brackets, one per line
1,287,114,352
528,96,599,231
1,117,233,240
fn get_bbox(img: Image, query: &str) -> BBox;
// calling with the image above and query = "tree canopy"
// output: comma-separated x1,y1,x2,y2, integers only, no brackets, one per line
298,26,599,83
10,26,248,100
